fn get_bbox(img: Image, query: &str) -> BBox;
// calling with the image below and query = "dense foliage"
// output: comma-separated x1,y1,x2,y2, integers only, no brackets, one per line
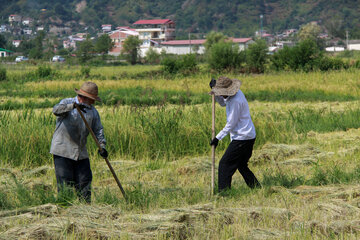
1,0,360,38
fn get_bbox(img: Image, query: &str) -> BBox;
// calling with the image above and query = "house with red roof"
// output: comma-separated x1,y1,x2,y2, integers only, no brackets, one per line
160,38,254,55
108,27,139,56
9,14,21,23
102,24,112,33
133,19,175,56
12,40,21,48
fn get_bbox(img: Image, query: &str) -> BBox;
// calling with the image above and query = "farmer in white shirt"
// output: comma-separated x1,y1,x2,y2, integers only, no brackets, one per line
210,76,261,192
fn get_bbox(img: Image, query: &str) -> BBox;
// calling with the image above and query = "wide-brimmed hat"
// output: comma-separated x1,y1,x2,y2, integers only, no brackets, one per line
75,82,101,102
211,76,242,96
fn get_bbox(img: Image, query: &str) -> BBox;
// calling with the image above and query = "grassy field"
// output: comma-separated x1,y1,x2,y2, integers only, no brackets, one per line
1,65,360,239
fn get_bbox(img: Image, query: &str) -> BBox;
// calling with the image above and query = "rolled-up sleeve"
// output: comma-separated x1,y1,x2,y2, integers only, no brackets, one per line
53,98,74,117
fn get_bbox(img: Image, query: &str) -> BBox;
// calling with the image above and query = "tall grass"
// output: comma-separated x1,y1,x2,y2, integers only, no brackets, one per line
3,105,360,167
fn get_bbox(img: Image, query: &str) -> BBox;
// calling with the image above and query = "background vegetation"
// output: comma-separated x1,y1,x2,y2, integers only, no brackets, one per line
1,0,360,38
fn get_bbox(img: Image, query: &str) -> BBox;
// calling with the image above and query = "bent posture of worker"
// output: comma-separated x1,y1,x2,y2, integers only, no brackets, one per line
210,76,261,192
50,81,108,203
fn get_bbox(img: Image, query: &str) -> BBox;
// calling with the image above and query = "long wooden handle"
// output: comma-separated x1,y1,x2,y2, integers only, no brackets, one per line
211,94,216,195
75,105,127,200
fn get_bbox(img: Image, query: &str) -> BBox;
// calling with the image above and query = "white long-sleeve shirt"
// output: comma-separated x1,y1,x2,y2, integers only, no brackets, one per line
215,90,256,141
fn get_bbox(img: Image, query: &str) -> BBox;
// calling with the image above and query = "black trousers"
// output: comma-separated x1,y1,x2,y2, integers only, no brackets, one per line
53,155,93,203
218,138,261,191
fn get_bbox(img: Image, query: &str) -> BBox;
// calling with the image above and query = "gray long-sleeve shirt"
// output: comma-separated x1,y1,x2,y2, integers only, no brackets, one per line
50,97,106,160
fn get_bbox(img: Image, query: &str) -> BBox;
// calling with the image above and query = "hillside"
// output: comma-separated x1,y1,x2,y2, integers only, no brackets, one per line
1,0,360,39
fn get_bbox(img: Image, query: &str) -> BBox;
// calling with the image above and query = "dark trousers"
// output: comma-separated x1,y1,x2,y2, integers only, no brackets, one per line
53,155,93,203
218,138,261,191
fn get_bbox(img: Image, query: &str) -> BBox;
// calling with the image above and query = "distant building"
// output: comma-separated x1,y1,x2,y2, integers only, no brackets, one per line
101,24,112,33
12,40,21,48
108,27,139,56
161,39,206,55
22,18,33,26
283,29,297,37
63,35,85,50
9,14,21,23
347,40,360,50
37,26,44,31
133,19,175,56
75,33,87,38
160,38,254,55
325,46,345,52
0,48,13,57
0,25,7,32
274,41,295,48
23,29,33,35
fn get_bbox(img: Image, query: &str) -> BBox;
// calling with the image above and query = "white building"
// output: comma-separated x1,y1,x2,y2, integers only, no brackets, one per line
0,48,13,57
63,36,85,50
133,19,176,56
161,39,206,55
102,24,112,33
160,38,254,55
22,18,33,26
12,40,21,48
347,40,360,51
9,14,21,23
0,25,7,32
325,46,345,52
23,29,33,35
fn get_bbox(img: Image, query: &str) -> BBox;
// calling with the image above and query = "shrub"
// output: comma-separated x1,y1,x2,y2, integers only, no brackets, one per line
161,56,179,74
0,68,6,81
245,39,268,73
316,57,347,71
145,47,160,64
36,65,53,78
161,54,198,75
80,66,91,78
270,46,293,71
292,39,322,71
270,39,322,72
207,41,242,71
179,54,198,74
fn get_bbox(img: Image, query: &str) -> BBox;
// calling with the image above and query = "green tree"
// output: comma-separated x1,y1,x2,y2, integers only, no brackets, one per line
145,47,160,64
297,22,325,49
0,35,6,49
204,31,227,53
246,39,268,73
292,39,322,71
207,41,241,72
95,34,114,58
77,36,94,63
29,31,45,59
122,36,142,65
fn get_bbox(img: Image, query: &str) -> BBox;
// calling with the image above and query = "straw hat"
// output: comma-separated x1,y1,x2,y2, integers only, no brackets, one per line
75,82,101,101
211,76,242,96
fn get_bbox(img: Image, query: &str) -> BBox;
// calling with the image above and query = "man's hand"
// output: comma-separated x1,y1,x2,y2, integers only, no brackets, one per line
210,138,219,148
73,102,87,113
98,148,108,159
209,78,216,89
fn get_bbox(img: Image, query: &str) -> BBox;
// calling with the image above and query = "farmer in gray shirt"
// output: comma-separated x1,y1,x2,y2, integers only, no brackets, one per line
50,81,107,203
210,76,261,192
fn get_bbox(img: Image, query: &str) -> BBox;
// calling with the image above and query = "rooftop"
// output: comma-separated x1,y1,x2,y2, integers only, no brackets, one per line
133,19,174,25
161,38,253,45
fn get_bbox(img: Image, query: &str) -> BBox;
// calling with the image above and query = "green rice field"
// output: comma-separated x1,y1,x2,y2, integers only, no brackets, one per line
1,64,360,239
